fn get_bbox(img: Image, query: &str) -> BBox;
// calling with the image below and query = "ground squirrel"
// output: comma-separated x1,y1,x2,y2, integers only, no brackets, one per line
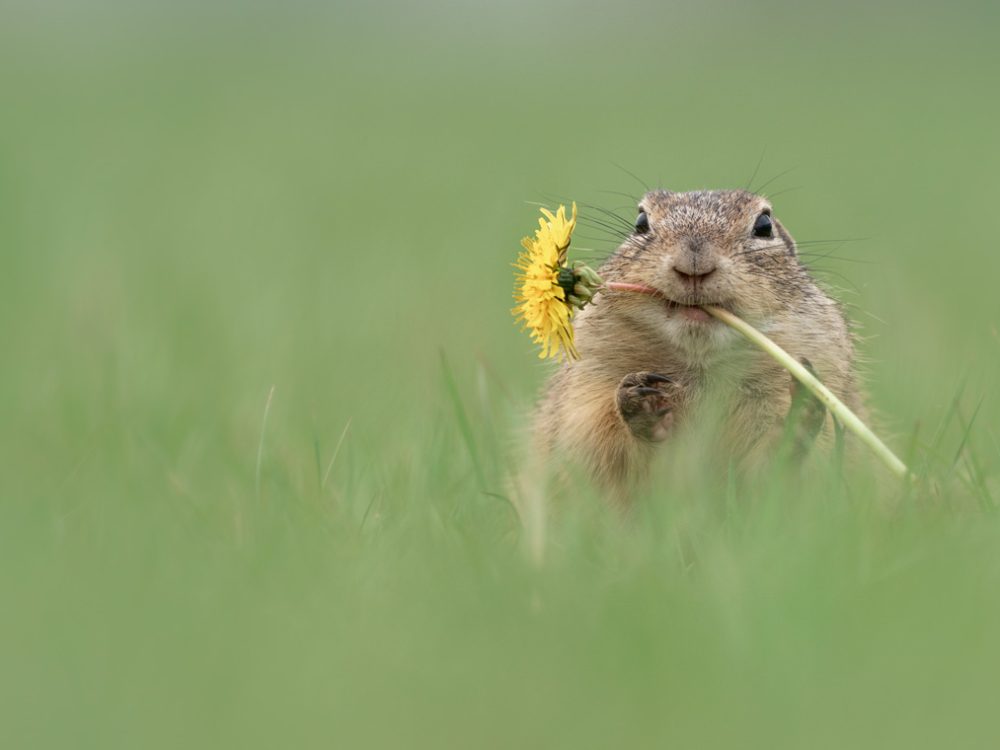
534,189,864,494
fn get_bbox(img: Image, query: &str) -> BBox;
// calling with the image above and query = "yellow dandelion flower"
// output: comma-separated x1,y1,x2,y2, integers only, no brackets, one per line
512,203,580,361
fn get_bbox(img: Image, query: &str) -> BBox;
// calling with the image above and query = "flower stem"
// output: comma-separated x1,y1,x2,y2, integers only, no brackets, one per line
703,305,909,480
599,281,658,295
600,281,910,481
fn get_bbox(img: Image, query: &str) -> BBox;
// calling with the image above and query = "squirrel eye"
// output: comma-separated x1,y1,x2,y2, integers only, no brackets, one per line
634,211,650,234
752,212,773,238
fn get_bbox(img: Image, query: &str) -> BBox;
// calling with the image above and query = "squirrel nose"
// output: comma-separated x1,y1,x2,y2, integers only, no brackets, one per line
672,259,717,286
672,241,718,288
672,239,717,282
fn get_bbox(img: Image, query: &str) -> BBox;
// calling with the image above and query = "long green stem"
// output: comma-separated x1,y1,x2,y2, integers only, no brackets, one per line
703,305,909,480
600,281,910,480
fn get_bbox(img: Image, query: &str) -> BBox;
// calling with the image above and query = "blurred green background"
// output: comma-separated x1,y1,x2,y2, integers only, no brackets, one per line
2,1,999,748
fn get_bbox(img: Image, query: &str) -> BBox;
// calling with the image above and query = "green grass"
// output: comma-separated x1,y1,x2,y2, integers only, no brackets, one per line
2,1,1000,747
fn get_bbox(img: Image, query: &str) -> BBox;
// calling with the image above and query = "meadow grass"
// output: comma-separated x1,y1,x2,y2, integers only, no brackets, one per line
2,2,1000,748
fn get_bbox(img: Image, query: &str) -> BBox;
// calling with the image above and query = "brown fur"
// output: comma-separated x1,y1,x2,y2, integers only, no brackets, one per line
533,189,864,495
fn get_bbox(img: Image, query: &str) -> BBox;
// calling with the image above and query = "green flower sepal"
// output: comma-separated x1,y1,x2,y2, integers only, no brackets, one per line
556,262,604,311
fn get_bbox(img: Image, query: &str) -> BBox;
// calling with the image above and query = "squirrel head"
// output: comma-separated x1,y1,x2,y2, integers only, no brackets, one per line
587,190,817,362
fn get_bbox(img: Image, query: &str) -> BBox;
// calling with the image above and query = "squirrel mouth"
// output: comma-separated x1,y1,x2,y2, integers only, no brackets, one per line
661,297,716,323
602,282,723,323
666,300,713,323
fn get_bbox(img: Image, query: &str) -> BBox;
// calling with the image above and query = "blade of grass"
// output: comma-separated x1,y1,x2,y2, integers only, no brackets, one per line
950,395,985,470
255,385,276,501
926,379,969,468
439,350,487,492
321,418,353,490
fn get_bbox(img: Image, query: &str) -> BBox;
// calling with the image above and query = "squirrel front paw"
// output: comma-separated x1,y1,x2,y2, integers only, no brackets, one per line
616,371,681,443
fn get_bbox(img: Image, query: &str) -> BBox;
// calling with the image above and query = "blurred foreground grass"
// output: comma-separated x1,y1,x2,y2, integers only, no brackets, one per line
2,1,1000,747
